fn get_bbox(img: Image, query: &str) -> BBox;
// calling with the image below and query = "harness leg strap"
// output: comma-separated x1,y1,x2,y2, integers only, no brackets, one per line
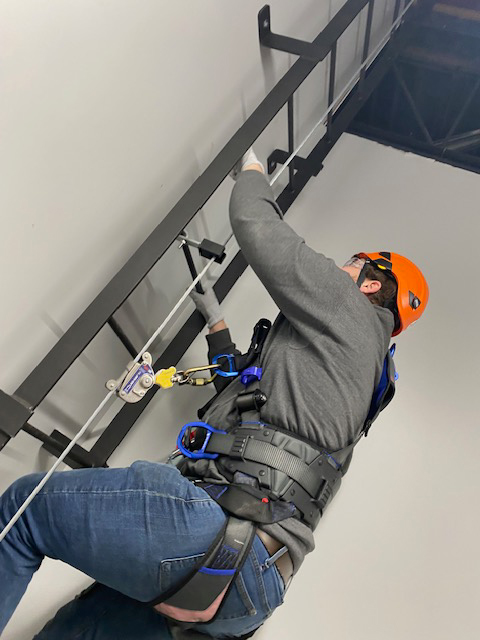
150,517,256,624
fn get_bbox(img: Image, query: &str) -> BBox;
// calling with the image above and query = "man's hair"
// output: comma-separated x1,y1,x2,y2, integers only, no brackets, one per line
363,263,398,308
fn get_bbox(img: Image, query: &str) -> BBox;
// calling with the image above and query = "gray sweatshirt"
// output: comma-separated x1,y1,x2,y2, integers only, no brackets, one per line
182,171,394,573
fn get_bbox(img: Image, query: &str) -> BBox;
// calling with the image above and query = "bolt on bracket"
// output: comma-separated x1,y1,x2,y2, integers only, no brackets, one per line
267,149,309,175
258,5,324,62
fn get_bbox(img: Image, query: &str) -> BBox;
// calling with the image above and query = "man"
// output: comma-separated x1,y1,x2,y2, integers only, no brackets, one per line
0,151,428,639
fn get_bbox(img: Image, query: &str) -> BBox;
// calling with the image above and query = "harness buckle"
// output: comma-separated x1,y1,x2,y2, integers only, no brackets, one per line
314,482,333,511
240,366,263,386
177,422,227,460
211,354,238,378
230,435,249,459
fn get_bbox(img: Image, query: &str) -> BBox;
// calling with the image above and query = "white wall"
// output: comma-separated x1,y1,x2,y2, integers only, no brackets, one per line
3,1,480,638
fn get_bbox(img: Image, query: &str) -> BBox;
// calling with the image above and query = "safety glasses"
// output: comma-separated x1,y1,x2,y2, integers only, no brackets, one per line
346,254,398,284
343,256,366,269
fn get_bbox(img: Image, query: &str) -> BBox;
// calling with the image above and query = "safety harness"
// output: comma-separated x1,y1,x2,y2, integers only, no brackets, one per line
147,322,397,625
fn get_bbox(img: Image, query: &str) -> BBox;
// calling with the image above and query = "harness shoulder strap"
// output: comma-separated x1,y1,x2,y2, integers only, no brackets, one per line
364,344,397,436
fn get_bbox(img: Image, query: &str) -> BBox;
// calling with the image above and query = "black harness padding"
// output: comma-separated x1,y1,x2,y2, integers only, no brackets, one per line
207,430,341,497
150,517,256,621
198,424,343,529
199,480,296,524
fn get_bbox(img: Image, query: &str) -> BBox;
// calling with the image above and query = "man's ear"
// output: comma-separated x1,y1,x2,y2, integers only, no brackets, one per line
360,279,382,295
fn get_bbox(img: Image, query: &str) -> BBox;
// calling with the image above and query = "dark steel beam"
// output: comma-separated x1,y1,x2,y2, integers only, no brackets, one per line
442,129,480,152
393,63,434,144
107,318,137,358
181,237,203,294
327,43,338,139
421,8,480,39
22,423,103,469
287,96,296,191
41,429,106,469
360,0,376,86
443,77,480,141
348,0,480,175
349,122,480,174
0,389,33,440
393,0,402,23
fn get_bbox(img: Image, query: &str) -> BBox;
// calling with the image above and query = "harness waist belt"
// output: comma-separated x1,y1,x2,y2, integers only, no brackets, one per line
207,431,340,497
198,424,345,529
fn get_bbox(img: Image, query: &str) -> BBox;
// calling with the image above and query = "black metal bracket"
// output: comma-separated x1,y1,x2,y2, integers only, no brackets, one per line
267,150,307,174
258,5,324,62
23,423,104,469
198,239,226,264
178,233,226,264
0,390,33,448
267,149,319,176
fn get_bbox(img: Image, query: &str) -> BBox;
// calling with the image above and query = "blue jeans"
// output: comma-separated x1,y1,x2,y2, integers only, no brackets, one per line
0,461,285,638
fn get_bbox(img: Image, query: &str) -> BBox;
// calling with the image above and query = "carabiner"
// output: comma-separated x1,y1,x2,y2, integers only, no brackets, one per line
177,422,227,459
175,364,219,386
212,354,238,378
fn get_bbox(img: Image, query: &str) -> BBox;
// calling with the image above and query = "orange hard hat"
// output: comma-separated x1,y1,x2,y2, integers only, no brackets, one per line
356,252,429,336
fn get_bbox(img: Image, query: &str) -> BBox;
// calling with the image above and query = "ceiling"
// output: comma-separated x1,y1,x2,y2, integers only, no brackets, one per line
349,0,480,173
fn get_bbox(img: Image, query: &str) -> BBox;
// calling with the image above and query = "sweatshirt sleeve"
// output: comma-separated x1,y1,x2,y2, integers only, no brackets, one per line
229,171,348,339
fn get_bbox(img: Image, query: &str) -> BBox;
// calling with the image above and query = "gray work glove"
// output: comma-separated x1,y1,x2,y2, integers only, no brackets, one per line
190,285,224,329
230,147,265,180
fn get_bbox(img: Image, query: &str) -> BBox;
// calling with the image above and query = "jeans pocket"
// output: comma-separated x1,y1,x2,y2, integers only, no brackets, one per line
158,552,205,595
267,564,286,606
213,570,257,621
253,538,286,612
